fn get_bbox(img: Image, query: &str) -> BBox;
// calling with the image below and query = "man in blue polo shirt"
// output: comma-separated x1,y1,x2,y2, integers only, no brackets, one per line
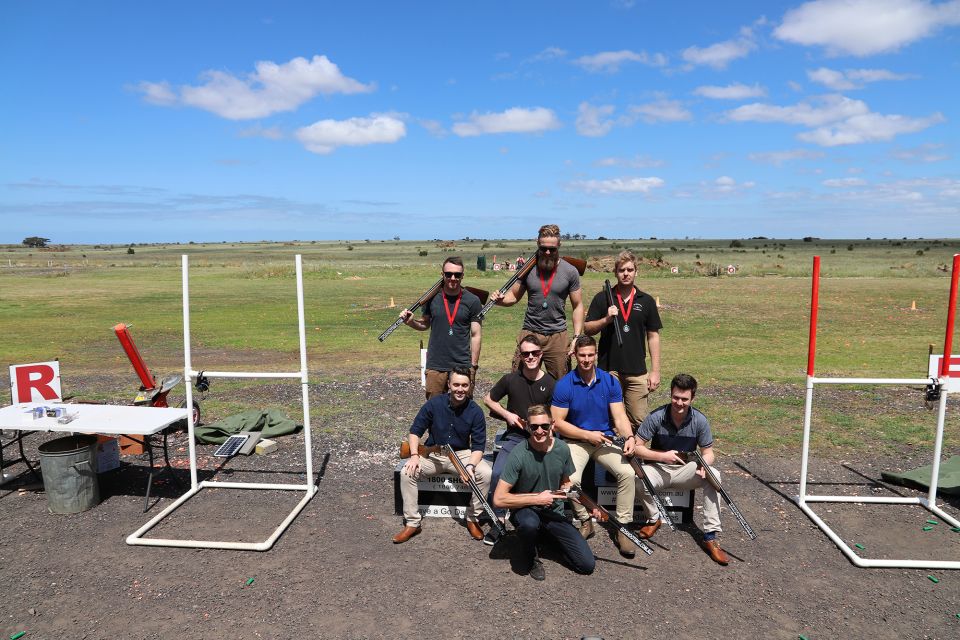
394,368,492,544
551,335,638,557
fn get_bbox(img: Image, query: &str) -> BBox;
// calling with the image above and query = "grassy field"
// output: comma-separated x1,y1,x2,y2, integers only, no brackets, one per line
2,238,958,455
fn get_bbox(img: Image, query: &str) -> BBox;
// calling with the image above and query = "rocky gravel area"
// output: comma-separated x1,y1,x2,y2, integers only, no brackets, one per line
2,375,959,639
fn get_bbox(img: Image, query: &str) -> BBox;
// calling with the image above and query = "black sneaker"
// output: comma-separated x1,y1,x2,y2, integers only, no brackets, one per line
529,559,545,581
482,527,501,546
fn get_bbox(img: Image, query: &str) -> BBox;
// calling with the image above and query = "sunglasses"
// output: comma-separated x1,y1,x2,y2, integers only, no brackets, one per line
443,271,464,279
520,349,542,359
537,245,558,254
527,422,550,432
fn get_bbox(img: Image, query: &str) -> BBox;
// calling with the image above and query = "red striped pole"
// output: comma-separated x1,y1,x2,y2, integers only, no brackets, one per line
807,256,821,377
942,254,960,379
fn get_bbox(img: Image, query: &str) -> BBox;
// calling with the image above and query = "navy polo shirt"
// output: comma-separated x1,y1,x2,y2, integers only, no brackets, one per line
636,403,713,453
410,393,486,452
551,366,623,437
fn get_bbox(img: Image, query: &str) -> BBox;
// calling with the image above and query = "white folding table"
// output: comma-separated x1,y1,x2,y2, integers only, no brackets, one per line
0,402,188,510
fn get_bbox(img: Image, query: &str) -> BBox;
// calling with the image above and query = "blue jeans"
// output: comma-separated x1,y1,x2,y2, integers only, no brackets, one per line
488,432,526,518
509,507,595,575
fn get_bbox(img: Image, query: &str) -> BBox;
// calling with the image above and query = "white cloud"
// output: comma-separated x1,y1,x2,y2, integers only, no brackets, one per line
681,31,757,69
576,102,616,137
238,124,284,140
573,49,667,73
528,46,568,62
139,55,374,120
713,176,756,193
774,0,960,56
452,107,561,137
418,119,447,137
570,176,665,194
807,67,911,90
594,155,665,168
295,114,406,154
747,149,826,165
798,111,945,146
629,99,692,124
823,177,869,187
726,94,870,127
137,81,177,105
693,83,767,100
890,142,950,163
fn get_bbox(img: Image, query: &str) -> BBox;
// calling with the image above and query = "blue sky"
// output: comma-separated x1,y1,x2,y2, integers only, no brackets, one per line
2,0,959,243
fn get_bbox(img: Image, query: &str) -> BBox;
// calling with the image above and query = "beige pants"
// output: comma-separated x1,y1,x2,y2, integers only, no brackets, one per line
567,441,636,524
513,329,569,382
424,368,475,400
399,450,491,527
610,372,650,427
636,461,722,533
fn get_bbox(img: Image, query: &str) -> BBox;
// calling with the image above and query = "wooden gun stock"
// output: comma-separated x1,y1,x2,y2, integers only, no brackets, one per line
569,487,653,556
477,255,587,320
443,445,506,537
399,442,442,459
604,279,623,348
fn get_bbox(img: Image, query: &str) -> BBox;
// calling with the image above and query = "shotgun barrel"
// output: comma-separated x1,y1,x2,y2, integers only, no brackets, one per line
604,280,623,348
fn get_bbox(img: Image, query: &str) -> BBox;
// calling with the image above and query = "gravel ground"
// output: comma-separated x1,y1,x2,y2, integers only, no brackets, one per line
2,376,960,639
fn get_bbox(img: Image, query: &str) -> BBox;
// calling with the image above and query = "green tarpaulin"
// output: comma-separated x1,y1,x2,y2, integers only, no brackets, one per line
881,455,960,496
194,408,299,444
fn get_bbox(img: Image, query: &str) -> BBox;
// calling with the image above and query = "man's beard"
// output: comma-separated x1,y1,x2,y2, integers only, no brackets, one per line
538,253,557,271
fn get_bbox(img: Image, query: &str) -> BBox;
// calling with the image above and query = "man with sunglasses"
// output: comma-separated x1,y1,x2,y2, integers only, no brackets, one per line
400,256,482,399
395,368,492,543
491,224,583,381
482,334,557,544
493,404,595,580
585,250,662,425
551,335,638,558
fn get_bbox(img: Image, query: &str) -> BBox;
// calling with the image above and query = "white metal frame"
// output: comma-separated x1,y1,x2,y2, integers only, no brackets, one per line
127,255,317,550
794,254,960,569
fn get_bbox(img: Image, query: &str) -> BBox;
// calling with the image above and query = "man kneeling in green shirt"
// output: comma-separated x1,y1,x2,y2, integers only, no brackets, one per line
493,404,596,580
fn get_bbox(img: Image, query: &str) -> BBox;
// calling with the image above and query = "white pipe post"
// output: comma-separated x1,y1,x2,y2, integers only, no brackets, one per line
798,378,814,502
181,255,198,489
295,255,315,487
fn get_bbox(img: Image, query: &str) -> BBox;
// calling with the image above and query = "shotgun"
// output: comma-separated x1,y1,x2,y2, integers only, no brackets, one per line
477,255,587,321
568,486,653,556
608,436,675,532
379,282,489,342
443,444,507,538
604,279,623,347
399,441,442,459
681,450,757,540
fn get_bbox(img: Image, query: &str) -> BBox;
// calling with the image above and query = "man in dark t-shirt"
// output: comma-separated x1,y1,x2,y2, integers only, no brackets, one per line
482,334,556,543
400,256,483,399
493,405,595,580
585,250,662,425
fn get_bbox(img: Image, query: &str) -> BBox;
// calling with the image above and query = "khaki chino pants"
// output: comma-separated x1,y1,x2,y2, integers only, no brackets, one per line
567,441,636,524
637,461,723,533
609,371,650,426
399,450,491,527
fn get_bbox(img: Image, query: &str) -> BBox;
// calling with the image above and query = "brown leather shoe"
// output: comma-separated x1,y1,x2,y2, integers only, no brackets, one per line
638,519,662,539
616,531,636,558
579,519,595,540
702,539,729,565
392,526,421,544
466,520,484,540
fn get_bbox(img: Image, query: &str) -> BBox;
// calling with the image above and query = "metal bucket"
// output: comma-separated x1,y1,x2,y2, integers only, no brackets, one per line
38,434,101,514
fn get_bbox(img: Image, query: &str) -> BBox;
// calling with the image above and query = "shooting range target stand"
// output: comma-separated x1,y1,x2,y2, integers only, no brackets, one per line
795,254,960,569
127,255,317,550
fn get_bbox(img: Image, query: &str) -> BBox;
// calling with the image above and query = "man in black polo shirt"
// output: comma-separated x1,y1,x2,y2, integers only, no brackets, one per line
394,368,492,543
482,334,556,544
585,250,662,425
400,256,483,399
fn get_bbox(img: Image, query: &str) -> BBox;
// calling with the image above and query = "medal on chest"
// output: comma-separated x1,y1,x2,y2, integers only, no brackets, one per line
443,291,462,336
539,268,556,309
617,289,635,334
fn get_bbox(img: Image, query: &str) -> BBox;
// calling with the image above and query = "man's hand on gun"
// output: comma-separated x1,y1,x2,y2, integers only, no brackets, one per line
606,305,619,323
402,455,420,478
660,449,687,465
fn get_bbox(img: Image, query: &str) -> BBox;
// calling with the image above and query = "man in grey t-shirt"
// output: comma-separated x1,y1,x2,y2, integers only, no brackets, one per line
491,224,583,381
400,257,482,399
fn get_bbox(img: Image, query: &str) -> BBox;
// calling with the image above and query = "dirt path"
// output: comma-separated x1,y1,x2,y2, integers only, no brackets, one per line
2,380,959,639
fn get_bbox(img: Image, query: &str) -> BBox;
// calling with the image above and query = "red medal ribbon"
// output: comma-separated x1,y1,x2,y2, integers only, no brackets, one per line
616,288,636,325
443,291,462,331
538,267,557,304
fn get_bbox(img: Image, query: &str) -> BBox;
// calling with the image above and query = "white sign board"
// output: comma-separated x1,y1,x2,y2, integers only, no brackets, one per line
9,360,62,403
928,355,960,392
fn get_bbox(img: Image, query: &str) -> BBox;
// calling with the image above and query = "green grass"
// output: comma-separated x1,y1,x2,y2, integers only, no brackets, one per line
2,237,958,454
